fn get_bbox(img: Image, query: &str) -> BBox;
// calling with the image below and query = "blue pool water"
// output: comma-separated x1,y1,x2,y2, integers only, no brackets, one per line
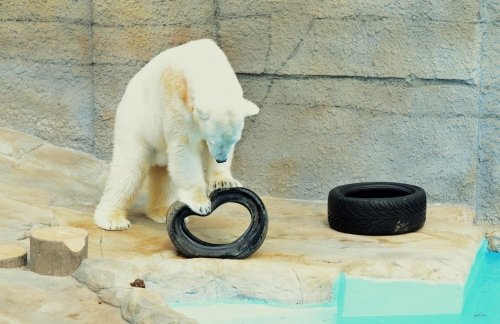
172,242,500,323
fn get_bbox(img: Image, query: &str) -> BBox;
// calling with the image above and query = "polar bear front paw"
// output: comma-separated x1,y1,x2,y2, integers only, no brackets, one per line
187,200,212,215
179,188,212,215
94,207,131,231
208,175,242,193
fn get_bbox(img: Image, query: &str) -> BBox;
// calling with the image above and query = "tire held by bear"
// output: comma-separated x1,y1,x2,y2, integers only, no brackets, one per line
167,187,268,259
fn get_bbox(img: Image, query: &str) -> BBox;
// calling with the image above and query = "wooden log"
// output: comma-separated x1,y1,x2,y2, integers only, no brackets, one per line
30,226,88,276
0,244,27,268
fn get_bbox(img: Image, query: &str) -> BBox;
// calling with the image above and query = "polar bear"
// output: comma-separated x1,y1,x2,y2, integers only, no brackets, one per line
94,39,259,230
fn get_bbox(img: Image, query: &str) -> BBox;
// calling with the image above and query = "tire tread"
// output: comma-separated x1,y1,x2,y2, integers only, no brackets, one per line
328,182,426,235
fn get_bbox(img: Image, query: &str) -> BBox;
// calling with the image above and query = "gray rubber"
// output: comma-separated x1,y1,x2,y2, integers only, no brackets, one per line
167,187,268,259
328,182,426,235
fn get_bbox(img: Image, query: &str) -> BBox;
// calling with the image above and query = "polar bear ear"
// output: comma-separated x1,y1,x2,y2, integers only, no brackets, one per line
241,99,260,117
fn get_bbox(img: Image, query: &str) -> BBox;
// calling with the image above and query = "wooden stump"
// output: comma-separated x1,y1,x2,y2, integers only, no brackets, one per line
30,226,88,276
0,244,27,268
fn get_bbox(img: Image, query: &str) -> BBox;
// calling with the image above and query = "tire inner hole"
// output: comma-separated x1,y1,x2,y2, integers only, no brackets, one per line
345,188,412,199
186,202,251,244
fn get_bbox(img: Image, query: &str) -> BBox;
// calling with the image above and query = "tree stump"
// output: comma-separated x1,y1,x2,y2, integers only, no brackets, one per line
0,244,27,268
30,226,88,276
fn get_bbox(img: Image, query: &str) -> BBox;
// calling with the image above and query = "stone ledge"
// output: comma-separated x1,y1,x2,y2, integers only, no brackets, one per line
0,128,485,317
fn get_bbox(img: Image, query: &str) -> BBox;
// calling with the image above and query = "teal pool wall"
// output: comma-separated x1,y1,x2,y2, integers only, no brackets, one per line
172,240,499,323
336,240,488,320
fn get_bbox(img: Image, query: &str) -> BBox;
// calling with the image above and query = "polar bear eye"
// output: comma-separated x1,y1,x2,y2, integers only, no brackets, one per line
197,109,210,120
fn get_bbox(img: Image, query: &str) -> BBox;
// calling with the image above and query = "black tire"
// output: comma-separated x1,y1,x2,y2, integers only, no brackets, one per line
166,187,268,259
328,182,426,235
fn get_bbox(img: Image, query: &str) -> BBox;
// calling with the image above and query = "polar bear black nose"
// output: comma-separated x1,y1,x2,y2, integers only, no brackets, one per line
216,158,227,164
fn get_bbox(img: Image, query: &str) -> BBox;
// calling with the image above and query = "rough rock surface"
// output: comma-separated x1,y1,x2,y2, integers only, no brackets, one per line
486,230,500,252
0,268,124,323
0,127,486,322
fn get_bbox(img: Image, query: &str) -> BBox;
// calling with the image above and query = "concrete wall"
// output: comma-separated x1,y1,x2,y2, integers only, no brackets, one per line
0,0,94,152
476,0,499,223
0,1,498,223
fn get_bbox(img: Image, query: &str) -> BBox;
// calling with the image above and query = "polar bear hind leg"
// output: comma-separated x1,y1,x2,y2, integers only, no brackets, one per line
147,165,171,223
94,143,149,230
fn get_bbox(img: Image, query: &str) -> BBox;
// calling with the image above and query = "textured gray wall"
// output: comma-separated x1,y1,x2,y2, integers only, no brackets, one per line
0,1,498,223
0,0,94,152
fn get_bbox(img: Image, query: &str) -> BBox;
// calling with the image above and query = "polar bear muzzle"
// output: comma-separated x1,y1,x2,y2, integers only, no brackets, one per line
207,141,231,163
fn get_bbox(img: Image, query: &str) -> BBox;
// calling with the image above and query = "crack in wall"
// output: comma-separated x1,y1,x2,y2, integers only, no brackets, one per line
213,0,221,43
217,10,482,25
237,72,476,87
218,13,273,20
0,17,91,25
259,77,275,106
90,0,97,156
278,18,317,73
262,15,273,74
262,102,480,119
0,56,92,66
91,20,215,29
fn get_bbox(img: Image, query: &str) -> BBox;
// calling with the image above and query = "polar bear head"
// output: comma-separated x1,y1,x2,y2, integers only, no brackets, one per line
195,98,259,163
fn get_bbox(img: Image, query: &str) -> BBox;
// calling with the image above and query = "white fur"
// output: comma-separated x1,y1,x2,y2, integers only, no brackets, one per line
94,39,259,230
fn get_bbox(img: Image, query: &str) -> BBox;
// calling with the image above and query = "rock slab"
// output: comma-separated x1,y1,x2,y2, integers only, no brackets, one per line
487,230,500,252
0,268,125,323
0,126,488,322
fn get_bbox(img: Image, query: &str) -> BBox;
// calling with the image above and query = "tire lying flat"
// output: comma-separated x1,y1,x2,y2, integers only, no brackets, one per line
167,187,268,259
328,182,426,235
